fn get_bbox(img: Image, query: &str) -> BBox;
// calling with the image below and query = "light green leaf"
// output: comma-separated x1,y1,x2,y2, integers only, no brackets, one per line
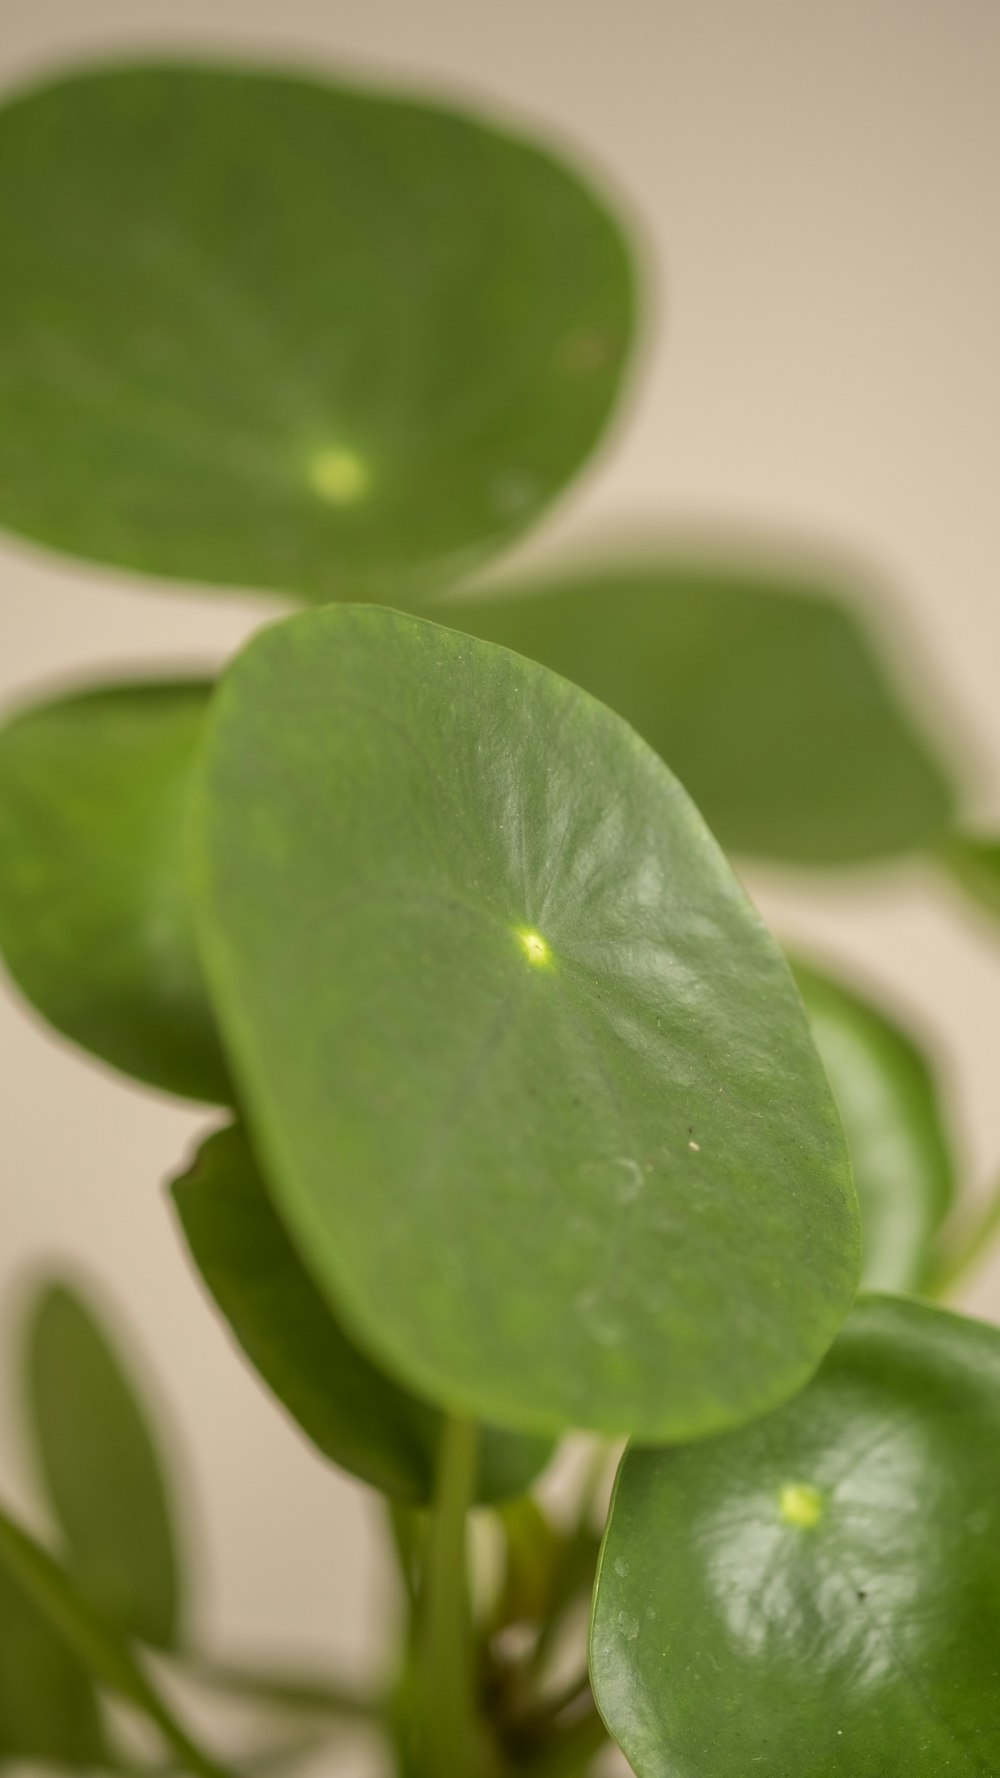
592,1295,1000,1778
0,1559,106,1769
792,960,955,1291
0,679,230,1101
25,1280,182,1648
446,559,955,864
0,62,634,601
191,605,858,1441
171,1123,552,1505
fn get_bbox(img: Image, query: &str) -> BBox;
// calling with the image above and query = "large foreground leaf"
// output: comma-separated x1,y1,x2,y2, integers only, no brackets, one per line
447,561,955,864
171,1123,552,1504
192,605,858,1440
792,961,955,1290
0,62,633,600
25,1280,182,1647
0,679,229,1101
0,1560,106,1768
592,1295,1000,1778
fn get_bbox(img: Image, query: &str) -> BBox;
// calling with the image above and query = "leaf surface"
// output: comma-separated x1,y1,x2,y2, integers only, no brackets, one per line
192,605,858,1439
793,960,955,1290
0,1559,106,1769
26,1280,182,1648
0,679,229,1101
171,1124,552,1504
0,62,633,600
448,561,955,864
592,1295,1000,1777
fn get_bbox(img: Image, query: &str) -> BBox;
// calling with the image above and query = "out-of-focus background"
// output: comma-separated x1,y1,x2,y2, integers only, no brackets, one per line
2,0,1000,1766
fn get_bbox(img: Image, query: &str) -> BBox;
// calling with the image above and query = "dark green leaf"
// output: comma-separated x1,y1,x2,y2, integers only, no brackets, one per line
944,833,1000,923
0,1499,164,1716
0,1502,232,1778
0,679,230,1101
0,62,633,601
446,559,955,864
792,960,955,1291
171,1123,551,1504
0,1559,106,1769
25,1280,182,1648
191,605,858,1440
592,1294,1000,1778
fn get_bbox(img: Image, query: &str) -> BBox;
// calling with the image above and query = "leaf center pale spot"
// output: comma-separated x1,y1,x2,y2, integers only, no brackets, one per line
308,447,370,505
516,927,551,968
778,1482,824,1528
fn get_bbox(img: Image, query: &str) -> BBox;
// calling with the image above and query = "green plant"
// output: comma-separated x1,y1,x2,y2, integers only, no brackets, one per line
0,53,998,1778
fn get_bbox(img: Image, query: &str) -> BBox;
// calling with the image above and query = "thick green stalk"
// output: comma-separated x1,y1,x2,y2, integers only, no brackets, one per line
416,1416,481,1776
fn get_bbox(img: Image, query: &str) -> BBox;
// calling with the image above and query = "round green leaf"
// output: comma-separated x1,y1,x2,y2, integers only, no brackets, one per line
0,679,230,1102
26,1280,182,1648
191,604,859,1441
792,960,955,1291
171,1123,552,1505
0,1560,106,1769
447,560,956,864
0,62,634,600
592,1295,1000,1778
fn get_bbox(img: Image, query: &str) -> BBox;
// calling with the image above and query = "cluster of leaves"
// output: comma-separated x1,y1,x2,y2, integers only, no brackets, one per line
1,55,1000,1778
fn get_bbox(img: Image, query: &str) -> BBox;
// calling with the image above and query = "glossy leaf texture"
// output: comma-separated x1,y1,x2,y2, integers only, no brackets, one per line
0,62,634,601
0,1559,106,1769
446,559,956,864
191,605,859,1441
592,1295,1000,1778
24,1279,182,1648
171,1123,552,1505
944,833,1000,923
0,678,230,1101
792,960,955,1291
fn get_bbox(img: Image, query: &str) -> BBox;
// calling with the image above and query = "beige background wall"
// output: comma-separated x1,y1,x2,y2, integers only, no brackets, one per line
2,3,1000,1769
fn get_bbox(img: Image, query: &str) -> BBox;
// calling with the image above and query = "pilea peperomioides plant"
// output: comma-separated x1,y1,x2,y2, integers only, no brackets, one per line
1,52,999,1778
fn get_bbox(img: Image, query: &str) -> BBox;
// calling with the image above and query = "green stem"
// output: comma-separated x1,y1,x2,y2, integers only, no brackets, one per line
386,1498,423,1611
530,1442,609,1678
131,1693,237,1778
417,1416,480,1777
174,1651,383,1720
520,1703,608,1778
927,1175,1000,1300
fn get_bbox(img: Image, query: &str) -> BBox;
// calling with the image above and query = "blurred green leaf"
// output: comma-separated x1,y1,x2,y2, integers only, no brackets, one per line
191,605,858,1441
592,1295,1000,1777
944,833,1000,922
792,960,955,1291
0,1501,231,1778
0,679,230,1101
0,1559,107,1769
171,1123,552,1505
0,62,634,600
26,1280,182,1648
447,560,956,864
